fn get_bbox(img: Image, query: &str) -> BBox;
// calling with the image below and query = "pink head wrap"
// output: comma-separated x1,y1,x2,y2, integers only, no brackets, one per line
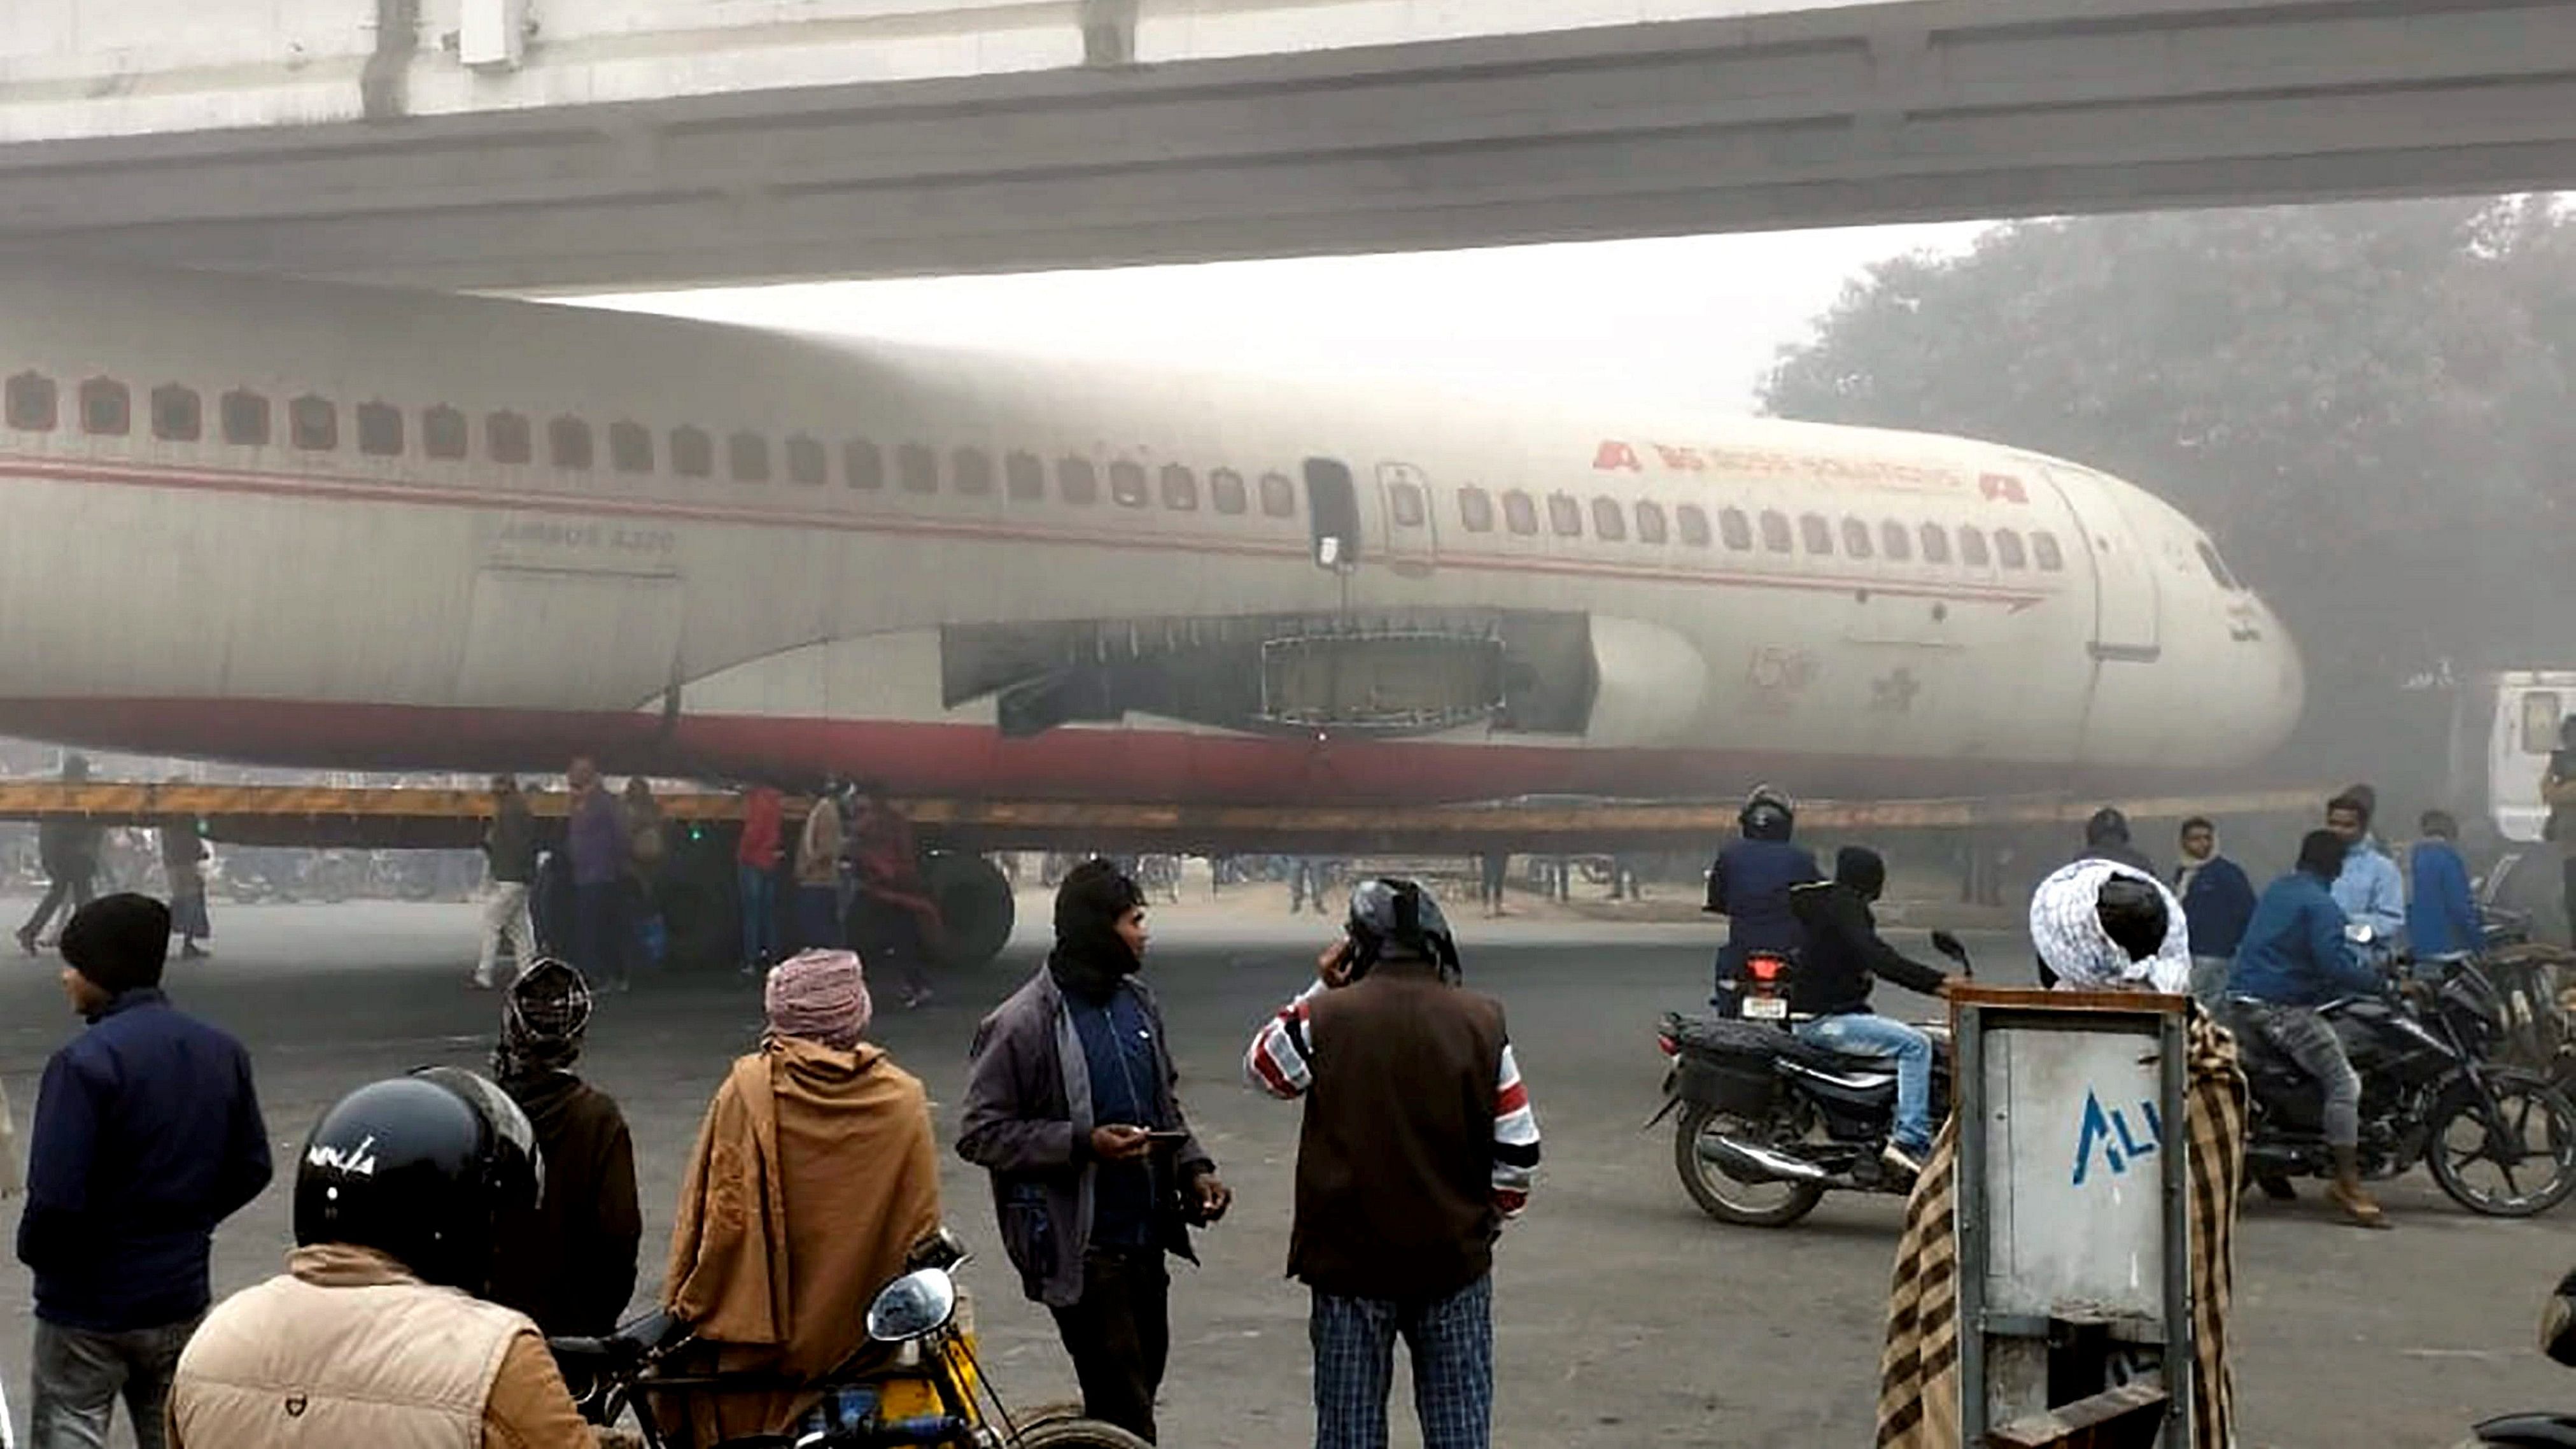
764,949,872,1050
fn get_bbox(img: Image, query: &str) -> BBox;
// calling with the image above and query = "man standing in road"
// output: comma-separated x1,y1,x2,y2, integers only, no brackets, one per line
475,774,540,990
793,781,846,951
18,754,101,956
960,861,1229,1445
2174,816,2256,1008
1245,879,1540,1449
566,757,631,993
735,780,786,976
18,894,272,1449
2326,788,2404,961
486,958,640,1340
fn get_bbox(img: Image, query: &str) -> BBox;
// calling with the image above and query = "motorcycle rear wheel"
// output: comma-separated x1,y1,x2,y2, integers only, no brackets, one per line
1674,1102,1826,1227
1011,1417,1155,1449
2428,1070,2576,1217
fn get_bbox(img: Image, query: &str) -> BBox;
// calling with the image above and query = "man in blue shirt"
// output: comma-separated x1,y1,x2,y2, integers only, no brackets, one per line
1703,787,1821,1008
18,894,273,1447
2326,788,2404,963
2228,831,2389,1228
2405,810,2482,968
2174,816,2256,1008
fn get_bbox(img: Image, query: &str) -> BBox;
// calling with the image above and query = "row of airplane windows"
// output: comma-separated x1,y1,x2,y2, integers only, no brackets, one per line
0,371,2064,574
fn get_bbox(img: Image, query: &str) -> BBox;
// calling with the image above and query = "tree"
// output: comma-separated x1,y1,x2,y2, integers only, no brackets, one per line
1764,198,2576,782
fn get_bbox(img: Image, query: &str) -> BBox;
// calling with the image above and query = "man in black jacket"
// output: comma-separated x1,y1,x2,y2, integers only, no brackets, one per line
1787,847,1950,1176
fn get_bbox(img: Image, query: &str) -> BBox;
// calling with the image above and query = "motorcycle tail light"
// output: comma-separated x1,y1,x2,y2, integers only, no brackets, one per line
1657,1034,1679,1057
1747,956,1786,984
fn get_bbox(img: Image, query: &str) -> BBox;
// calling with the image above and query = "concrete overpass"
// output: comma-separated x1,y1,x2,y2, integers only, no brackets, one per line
3,0,2575,290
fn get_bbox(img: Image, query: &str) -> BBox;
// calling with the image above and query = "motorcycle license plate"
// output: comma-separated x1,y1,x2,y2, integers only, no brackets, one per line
1742,995,1789,1021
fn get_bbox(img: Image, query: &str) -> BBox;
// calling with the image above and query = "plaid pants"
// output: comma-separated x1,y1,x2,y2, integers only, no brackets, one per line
1310,1275,1493,1449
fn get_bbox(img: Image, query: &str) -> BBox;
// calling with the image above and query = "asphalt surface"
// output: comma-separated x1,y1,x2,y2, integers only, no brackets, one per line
0,896,2570,1448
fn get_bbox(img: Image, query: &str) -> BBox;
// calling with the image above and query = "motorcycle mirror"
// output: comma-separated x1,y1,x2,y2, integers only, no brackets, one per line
1930,930,1969,965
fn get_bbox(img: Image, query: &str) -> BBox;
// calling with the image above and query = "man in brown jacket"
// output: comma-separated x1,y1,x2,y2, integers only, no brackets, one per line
488,959,640,1339
169,1070,602,1449
659,949,943,1443
1244,879,1540,1449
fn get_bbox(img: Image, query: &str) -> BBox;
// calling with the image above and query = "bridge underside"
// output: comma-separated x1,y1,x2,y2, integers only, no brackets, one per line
2,1,2575,289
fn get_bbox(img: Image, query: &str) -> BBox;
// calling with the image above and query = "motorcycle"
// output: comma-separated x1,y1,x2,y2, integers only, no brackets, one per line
2235,942,2576,1218
1649,932,1969,1227
549,1229,1149,1448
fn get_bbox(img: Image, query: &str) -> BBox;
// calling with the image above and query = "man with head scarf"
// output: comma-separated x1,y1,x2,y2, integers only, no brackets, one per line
959,861,1227,1444
485,959,639,1340
1879,861,2247,1449
1245,879,1538,1449
1787,847,1953,1177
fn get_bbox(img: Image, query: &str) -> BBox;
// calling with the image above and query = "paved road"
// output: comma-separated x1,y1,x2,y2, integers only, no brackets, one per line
0,900,2568,1447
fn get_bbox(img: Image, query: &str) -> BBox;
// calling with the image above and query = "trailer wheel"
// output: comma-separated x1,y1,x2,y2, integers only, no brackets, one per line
923,850,1015,970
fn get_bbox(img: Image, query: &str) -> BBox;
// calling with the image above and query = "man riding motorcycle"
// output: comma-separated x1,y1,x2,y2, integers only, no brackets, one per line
1786,846,1950,1177
2227,828,2391,1229
1704,787,1822,1008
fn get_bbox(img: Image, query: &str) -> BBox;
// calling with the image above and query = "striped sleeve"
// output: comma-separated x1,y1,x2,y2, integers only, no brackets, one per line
1245,982,1325,1099
1492,1041,1540,1218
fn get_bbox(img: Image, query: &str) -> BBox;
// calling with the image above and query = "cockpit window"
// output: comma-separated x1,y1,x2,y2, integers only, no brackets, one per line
2196,541,2241,591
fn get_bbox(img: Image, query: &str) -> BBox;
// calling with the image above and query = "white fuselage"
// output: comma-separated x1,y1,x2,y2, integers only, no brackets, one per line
0,261,2302,803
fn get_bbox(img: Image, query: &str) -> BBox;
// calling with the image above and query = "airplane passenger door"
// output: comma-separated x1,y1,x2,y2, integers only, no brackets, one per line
1304,457,1365,573
1375,462,1438,578
2039,465,2161,662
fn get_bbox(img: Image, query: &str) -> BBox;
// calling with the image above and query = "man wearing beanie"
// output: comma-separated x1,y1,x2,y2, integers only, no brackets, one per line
960,860,1230,1445
486,958,640,1340
17,894,272,1449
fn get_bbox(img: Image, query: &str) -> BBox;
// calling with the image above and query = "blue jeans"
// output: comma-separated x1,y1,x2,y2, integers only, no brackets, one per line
737,863,779,967
32,1315,195,1449
1311,1275,1493,1449
794,886,842,951
1796,1012,1933,1152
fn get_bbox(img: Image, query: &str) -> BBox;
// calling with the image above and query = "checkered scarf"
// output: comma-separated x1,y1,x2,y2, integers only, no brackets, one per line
494,958,592,1084
1877,1005,2247,1448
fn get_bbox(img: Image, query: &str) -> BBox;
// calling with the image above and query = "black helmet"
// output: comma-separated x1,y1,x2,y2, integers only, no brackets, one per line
2095,875,2170,964
1740,786,1796,842
293,1068,542,1291
1345,877,1461,981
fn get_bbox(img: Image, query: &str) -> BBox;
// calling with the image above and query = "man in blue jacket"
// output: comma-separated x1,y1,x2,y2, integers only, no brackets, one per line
2174,816,2256,1008
2228,831,2389,1229
2406,810,2483,970
1703,787,1821,1008
18,894,272,1448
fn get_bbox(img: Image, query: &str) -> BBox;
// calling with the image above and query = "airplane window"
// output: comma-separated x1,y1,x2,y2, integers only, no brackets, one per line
670,425,712,478
150,385,201,443
1959,525,1992,567
1759,510,1792,553
358,402,405,458
1060,456,1100,505
1842,516,1873,559
1458,487,1495,532
1677,504,1711,548
1390,482,1425,528
952,448,994,496
1547,493,1582,537
549,416,593,470
1162,463,1199,511
1110,461,1149,508
1503,490,1538,535
2196,541,2240,590
5,372,55,432
1799,512,1833,555
1995,528,2028,569
2033,530,2065,572
219,390,268,446
1718,508,1752,551
1635,500,1668,545
609,421,652,474
1591,496,1625,541
845,439,883,490
1210,467,1248,515
425,406,469,461
729,432,771,483
785,435,828,486
290,395,337,452
489,411,533,465
1881,520,1911,562
79,378,129,437
897,443,938,493
1258,472,1296,518
1006,451,1046,502
1919,523,1951,564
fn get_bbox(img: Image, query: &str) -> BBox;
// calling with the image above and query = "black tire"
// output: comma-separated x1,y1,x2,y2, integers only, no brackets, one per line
923,849,1015,968
2428,1069,2576,1217
1011,1417,1155,1449
1673,1101,1825,1227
